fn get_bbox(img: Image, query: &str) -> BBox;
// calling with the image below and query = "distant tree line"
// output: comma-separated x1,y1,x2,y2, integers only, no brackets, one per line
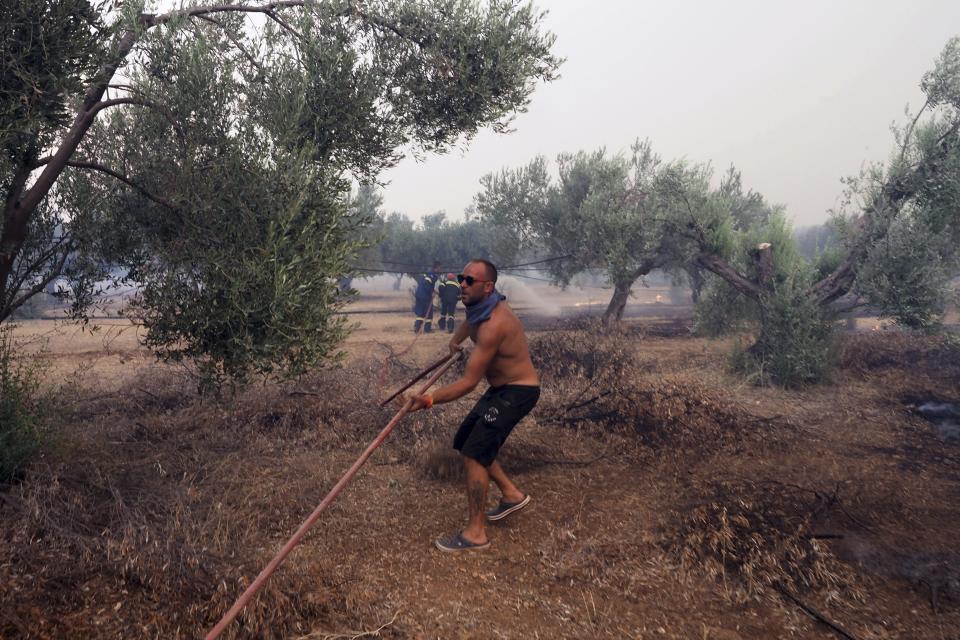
342,183,541,292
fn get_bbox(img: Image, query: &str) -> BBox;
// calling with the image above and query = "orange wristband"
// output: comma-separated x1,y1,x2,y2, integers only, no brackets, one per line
423,394,434,409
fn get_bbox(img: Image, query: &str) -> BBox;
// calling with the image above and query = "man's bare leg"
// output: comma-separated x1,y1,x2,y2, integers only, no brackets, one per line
461,456,490,544
488,460,525,504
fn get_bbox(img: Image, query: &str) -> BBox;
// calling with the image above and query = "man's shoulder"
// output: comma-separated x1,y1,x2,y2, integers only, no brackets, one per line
476,307,509,339
485,303,521,334
490,300,510,318
492,300,520,322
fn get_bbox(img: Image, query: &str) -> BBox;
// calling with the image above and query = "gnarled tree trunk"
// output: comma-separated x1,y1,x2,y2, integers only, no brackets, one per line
602,280,633,327
600,255,668,327
685,264,705,304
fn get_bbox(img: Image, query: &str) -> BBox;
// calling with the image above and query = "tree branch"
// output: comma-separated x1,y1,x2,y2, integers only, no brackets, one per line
934,116,960,149
807,215,871,305
3,31,141,310
65,160,176,210
29,99,186,170
752,242,774,289
264,9,304,40
7,234,71,297
897,98,930,166
629,249,669,282
2,239,72,323
696,252,766,299
776,584,861,640
144,0,429,48
196,15,269,75
92,97,187,142
143,0,309,26
828,290,867,314
810,117,960,306
90,96,149,116
349,4,431,48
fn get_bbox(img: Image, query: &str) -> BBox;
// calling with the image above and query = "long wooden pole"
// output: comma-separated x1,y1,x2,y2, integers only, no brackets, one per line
378,352,453,407
205,351,462,639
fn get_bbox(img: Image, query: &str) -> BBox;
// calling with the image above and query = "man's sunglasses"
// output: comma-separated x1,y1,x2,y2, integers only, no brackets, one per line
456,274,492,286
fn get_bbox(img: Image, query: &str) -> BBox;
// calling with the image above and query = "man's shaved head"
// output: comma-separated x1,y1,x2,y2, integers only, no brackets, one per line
460,259,498,306
468,258,497,283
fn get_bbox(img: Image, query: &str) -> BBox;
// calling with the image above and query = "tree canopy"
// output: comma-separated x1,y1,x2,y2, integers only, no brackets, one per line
1,0,561,385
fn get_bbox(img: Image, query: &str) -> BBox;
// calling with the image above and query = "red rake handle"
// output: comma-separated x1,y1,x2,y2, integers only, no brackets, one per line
378,352,453,407
204,351,462,640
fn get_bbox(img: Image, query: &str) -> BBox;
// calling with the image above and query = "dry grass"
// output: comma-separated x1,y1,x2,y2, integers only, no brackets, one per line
527,325,859,608
840,332,960,380
530,323,781,450
2,314,959,638
0,356,411,638
664,479,860,604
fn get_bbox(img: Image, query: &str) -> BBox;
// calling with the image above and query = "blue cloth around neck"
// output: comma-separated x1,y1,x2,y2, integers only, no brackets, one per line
465,290,505,326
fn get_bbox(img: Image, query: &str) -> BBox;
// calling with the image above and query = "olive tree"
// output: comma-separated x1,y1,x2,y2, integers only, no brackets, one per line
665,37,960,383
1,0,561,385
473,154,550,266
476,141,696,325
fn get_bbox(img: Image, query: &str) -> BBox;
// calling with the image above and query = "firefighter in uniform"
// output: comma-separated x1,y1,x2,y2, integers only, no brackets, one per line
437,272,461,333
413,261,442,333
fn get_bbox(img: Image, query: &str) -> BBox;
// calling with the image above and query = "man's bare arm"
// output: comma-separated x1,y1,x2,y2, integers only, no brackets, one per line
449,318,470,354
407,321,500,411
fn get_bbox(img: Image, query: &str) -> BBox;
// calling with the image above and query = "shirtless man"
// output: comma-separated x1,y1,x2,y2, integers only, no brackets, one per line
406,259,540,552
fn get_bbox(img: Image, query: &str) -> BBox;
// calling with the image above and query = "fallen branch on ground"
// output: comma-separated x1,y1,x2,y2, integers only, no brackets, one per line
776,584,861,640
525,450,609,467
297,610,400,640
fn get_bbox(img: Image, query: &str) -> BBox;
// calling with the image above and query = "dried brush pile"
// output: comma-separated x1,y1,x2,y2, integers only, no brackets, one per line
664,479,859,604
0,356,410,639
530,324,767,449
529,327,858,606
840,331,960,380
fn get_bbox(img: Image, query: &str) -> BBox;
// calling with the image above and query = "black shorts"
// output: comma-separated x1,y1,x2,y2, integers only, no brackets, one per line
453,384,540,466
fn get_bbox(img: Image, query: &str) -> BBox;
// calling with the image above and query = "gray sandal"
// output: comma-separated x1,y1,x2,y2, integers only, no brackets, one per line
486,494,531,521
435,532,491,552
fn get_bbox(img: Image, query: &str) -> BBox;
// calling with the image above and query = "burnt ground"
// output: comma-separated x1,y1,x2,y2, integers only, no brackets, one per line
2,313,960,640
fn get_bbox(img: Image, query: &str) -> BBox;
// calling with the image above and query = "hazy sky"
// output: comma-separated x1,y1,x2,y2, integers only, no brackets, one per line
378,0,960,227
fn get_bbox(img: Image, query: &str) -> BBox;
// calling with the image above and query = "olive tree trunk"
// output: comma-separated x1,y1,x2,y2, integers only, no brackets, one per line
602,280,633,326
